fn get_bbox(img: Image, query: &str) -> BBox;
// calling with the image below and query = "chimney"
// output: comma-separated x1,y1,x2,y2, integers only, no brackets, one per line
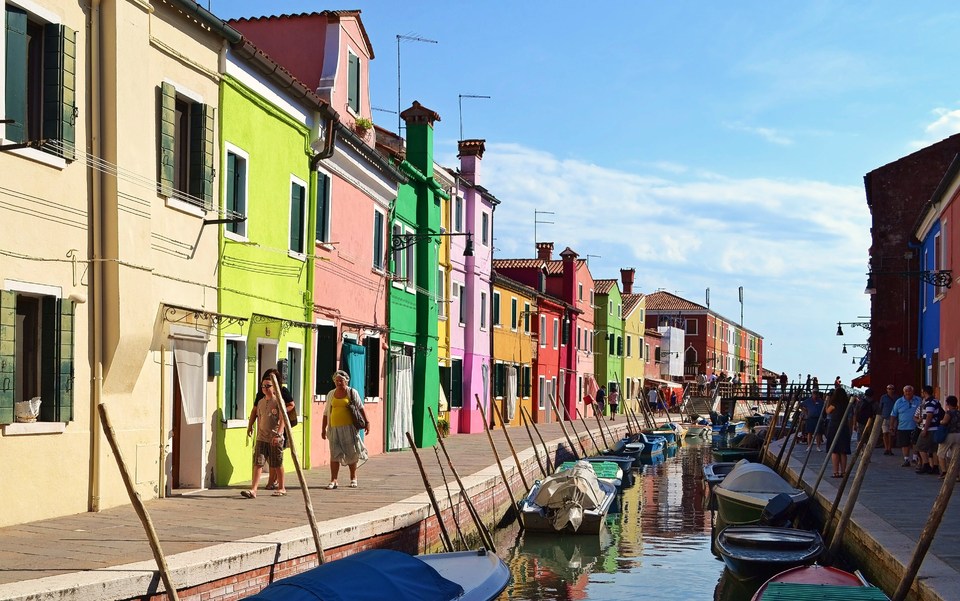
400,101,440,176
620,268,635,295
536,242,554,260
560,247,579,304
458,139,485,186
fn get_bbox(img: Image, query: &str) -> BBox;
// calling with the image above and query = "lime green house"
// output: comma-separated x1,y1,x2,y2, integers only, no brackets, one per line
594,279,625,416
213,41,338,486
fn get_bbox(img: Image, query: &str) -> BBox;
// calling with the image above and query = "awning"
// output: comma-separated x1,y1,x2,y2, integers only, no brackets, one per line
851,373,870,388
646,377,683,389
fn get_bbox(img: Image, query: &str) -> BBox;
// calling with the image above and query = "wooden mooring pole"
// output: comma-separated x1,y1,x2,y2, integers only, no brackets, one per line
487,395,532,492
476,397,524,530
825,416,883,561
549,394,580,460
520,407,548,477
576,408,602,454
406,432,455,552
521,405,553,473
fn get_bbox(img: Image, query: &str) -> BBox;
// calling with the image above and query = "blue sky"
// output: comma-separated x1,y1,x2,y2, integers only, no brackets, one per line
217,1,960,385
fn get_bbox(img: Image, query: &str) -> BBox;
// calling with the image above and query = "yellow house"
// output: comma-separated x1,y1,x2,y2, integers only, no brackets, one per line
621,269,646,417
491,273,537,427
435,165,455,413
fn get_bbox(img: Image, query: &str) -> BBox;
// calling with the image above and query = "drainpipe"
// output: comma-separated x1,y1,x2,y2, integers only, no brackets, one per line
88,0,104,513
309,111,339,169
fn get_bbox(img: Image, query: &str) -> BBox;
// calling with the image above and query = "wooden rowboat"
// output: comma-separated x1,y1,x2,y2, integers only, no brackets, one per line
752,564,890,600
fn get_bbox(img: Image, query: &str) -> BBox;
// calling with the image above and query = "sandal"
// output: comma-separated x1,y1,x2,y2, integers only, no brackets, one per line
325,482,338,490
349,479,358,488
265,482,277,490
241,490,256,499
831,473,842,478
272,490,287,496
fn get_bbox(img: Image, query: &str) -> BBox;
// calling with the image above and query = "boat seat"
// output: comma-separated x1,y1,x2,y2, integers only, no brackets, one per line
761,582,890,600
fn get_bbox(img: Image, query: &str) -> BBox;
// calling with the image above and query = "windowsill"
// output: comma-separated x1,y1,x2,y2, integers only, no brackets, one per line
164,196,206,218
224,231,248,243
3,143,67,169
288,250,307,262
364,397,380,404
316,242,335,252
3,421,66,435
439,315,448,321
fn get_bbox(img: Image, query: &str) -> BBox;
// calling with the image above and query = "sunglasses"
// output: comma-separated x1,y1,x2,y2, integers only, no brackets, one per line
261,383,273,389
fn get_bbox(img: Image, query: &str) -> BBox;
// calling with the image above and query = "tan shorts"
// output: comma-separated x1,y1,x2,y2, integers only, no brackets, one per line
328,424,366,465
254,440,284,468
881,420,891,434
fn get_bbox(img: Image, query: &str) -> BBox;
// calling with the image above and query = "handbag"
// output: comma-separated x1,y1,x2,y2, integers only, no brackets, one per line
348,388,367,430
934,426,949,444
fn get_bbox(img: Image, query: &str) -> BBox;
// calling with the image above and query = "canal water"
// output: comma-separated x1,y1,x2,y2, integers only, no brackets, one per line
493,436,763,601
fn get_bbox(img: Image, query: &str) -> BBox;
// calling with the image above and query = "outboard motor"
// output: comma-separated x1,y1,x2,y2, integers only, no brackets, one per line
760,492,797,527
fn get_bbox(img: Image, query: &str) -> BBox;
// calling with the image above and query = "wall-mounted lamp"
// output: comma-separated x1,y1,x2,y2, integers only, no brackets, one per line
836,321,870,336
842,343,869,354
392,231,474,256
864,269,953,295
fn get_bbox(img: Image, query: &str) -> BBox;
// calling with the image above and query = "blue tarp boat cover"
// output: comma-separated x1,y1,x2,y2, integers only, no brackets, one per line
246,549,465,601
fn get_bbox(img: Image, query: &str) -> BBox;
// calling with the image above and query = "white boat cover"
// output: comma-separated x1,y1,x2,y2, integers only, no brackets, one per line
716,460,801,495
533,461,606,531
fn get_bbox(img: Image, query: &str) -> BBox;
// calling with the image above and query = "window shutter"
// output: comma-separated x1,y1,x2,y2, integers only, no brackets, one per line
364,337,380,398
190,102,215,208
617,337,623,356
58,298,74,421
315,171,329,242
290,183,305,253
158,82,176,196
225,152,236,213
451,360,463,408
224,341,237,420
347,53,360,112
0,290,16,424
40,297,58,422
43,23,76,160
4,7,28,144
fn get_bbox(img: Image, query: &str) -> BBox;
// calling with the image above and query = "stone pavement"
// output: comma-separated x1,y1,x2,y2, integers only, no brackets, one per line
773,433,960,601
0,418,625,600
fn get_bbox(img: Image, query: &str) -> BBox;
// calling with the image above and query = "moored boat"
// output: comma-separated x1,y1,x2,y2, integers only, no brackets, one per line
557,460,623,489
715,525,824,582
584,454,636,472
714,460,807,528
247,548,511,601
702,461,737,510
712,447,762,463
520,461,618,534
751,565,889,600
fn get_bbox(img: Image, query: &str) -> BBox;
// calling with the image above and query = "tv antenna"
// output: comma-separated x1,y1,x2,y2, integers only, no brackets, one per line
534,210,554,245
458,94,491,140
396,34,438,133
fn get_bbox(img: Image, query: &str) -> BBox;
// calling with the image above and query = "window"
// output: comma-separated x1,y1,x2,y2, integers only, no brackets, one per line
437,267,446,317
561,318,570,346
372,209,385,270
405,234,415,289
481,212,490,245
289,178,307,255
552,318,559,349
454,197,463,232
492,291,501,326
159,82,213,207
523,303,531,333
223,339,246,420
645,344,650,363
314,325,337,396
224,148,247,236
457,283,466,325
493,363,505,398
540,315,546,347
286,345,303,418
590,290,594,306
639,337,644,359
522,365,532,397
577,327,582,349
685,319,698,335
578,283,583,301
392,224,405,281
0,289,74,424
3,6,75,160
364,336,380,398
511,298,518,330
450,358,464,408
617,336,623,356
538,375,546,410
316,171,331,243
608,333,615,355
935,231,945,297
347,50,360,113
480,291,488,329
627,335,632,357
609,300,613,314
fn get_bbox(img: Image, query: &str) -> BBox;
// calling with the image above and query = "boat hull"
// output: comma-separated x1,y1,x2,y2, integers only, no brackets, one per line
751,565,889,600
712,448,761,462
715,526,823,582
521,479,617,535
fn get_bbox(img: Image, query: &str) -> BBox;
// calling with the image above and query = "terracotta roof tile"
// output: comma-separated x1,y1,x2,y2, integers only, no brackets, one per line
644,291,706,312
492,259,545,270
594,279,618,294
622,294,645,316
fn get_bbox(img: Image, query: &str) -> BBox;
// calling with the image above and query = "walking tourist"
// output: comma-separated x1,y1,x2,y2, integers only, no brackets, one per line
608,385,620,420
243,369,295,498
596,385,607,417
854,388,876,440
915,385,943,475
936,396,960,480
890,386,921,467
800,389,825,451
322,370,370,489
825,388,853,477
879,384,897,455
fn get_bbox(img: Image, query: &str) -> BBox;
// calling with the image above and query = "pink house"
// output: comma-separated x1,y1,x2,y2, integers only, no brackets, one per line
231,12,408,463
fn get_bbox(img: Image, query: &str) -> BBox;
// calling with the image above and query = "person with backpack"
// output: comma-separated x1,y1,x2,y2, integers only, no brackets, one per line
936,395,960,481
243,368,296,498
915,385,943,475
854,389,877,440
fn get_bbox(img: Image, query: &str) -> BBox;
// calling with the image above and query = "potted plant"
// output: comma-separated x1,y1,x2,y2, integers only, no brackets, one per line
437,416,450,438
354,117,372,134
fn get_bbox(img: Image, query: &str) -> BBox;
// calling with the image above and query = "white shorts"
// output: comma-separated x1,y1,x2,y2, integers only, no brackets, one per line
881,420,891,434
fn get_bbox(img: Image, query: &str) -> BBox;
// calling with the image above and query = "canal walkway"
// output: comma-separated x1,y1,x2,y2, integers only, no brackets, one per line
0,419,624,600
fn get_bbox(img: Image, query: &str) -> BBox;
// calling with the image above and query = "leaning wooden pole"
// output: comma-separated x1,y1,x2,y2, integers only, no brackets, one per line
628,406,645,436
760,395,786,465
433,446,468,550
597,404,618,443
406,432,455,552
810,399,856,502
594,409,612,450
773,409,802,473
556,398,589,457
487,395,531,491
891,450,960,601
795,406,828,486
270,374,325,563
826,416,883,560
476,398,525,530
98,403,181,601
577,408,602,454
549,394,580,460
520,407,548,477
522,405,554,473
777,413,806,477
823,417,875,541
428,408,497,552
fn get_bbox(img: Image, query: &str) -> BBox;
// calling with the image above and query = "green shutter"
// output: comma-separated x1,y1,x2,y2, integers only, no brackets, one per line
225,152,236,233
451,359,463,408
189,102,214,209
4,7,28,144
224,341,236,420
42,23,76,160
58,299,74,422
40,297,57,422
347,54,360,113
290,183,305,253
0,291,16,424
158,82,176,197
315,172,328,242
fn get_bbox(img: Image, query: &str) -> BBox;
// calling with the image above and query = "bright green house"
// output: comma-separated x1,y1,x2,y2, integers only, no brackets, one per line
594,279,625,415
213,43,337,485
382,102,447,449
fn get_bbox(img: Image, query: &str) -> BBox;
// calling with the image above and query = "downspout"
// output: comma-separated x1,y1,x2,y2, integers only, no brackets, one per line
88,0,103,513
309,109,339,169
908,239,923,384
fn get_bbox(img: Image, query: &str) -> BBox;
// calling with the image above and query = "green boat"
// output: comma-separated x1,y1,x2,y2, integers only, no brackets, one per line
712,448,761,462
713,461,807,528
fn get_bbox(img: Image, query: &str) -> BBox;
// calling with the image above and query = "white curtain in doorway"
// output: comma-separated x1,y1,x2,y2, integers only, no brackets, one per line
173,338,206,425
505,367,518,421
389,354,414,450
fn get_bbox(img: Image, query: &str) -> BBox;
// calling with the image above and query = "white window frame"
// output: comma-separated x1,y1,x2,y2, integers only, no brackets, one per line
523,302,531,333
511,297,518,331
540,315,547,348
538,375,546,410
288,175,308,260
481,212,490,246
372,208,386,271
454,196,463,232
480,290,488,330
627,335,632,357
492,291,501,327
286,343,304,421
223,142,249,241
404,225,416,294
315,167,333,246
437,267,446,318
553,318,559,350
223,336,248,427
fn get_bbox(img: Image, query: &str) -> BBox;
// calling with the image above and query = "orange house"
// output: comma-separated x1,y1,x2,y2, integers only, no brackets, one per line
491,273,538,427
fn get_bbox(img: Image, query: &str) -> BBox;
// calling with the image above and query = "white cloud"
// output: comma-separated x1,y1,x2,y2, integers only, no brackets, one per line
909,106,960,149
724,121,794,146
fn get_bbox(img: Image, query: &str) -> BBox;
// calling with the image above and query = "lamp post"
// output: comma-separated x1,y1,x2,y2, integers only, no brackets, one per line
391,231,474,256
842,343,869,355
836,321,871,336
864,269,953,295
